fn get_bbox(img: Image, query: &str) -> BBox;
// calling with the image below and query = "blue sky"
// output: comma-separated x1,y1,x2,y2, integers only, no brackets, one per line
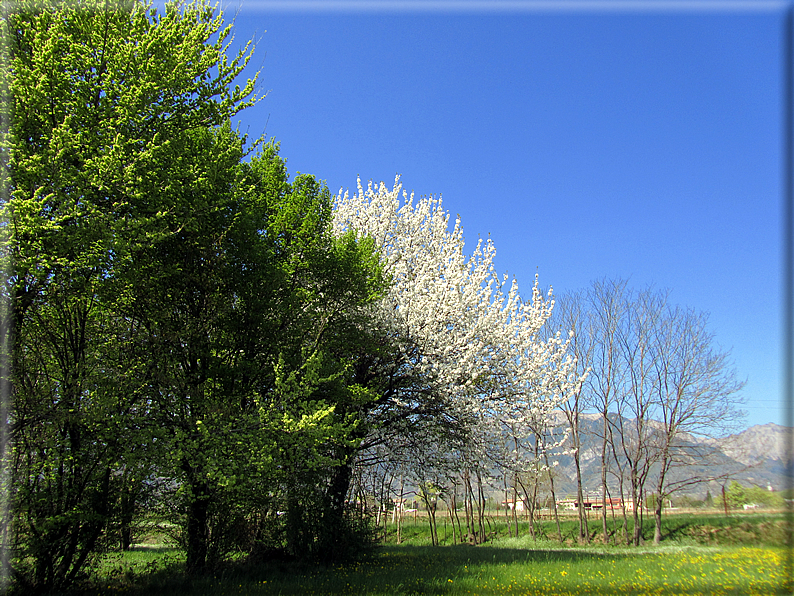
216,0,785,430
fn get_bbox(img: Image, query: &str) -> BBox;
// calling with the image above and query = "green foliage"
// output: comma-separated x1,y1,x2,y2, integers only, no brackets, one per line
3,0,387,589
3,0,261,587
725,481,784,510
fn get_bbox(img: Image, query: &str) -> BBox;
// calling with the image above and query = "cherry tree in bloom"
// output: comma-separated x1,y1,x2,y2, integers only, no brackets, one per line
332,176,580,477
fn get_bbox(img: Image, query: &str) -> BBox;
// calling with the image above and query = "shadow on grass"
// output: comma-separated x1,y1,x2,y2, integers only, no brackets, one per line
87,541,790,596
109,546,628,596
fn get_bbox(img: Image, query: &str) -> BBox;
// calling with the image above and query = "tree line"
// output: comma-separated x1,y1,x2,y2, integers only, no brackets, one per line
2,1,386,589
1,1,579,591
0,1,746,593
345,280,745,549
538,279,745,546
294,237,746,551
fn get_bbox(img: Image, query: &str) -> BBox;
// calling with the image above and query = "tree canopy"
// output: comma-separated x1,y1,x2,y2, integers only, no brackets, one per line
2,0,386,588
1,3,754,592
2,0,746,591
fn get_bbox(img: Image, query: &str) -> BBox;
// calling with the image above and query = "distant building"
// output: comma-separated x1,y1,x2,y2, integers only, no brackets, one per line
556,498,577,511
501,499,526,511
556,497,634,511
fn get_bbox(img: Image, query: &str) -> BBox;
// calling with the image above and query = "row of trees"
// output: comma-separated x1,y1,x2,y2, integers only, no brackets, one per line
341,279,747,549
0,2,747,592
2,0,388,589
723,481,785,509
328,178,578,546
0,1,577,591
542,279,745,545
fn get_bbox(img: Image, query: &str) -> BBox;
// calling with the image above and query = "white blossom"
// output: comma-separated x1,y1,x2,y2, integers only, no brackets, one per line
333,176,581,477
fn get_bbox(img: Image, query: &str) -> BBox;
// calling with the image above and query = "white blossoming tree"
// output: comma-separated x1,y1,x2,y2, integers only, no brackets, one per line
330,176,579,523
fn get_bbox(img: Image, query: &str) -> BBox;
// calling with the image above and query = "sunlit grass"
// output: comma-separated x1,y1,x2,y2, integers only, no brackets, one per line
97,542,790,595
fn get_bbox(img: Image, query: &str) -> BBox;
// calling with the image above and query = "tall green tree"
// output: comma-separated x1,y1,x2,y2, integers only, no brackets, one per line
2,0,257,589
4,0,387,584
124,133,384,569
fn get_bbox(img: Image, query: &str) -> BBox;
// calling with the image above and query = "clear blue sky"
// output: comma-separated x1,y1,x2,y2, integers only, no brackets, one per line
211,0,785,430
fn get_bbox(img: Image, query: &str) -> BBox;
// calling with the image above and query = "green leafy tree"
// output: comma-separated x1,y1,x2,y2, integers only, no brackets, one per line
126,136,384,569
725,481,784,510
4,0,386,584
3,0,257,589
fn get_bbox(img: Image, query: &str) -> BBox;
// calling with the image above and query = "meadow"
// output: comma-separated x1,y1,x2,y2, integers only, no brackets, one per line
89,511,791,595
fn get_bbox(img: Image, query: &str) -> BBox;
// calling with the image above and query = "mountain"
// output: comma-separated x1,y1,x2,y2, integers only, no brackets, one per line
716,423,788,466
708,423,792,494
542,416,791,500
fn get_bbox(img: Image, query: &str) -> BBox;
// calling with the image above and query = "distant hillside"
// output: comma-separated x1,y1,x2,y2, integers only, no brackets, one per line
708,422,792,494
542,416,791,500
716,423,788,466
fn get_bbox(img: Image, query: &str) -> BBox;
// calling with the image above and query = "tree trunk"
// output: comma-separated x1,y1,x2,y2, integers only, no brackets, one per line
450,481,463,544
327,462,352,522
503,476,512,537
185,483,210,572
428,501,438,546
511,476,519,540
119,475,137,551
574,453,588,544
285,492,302,558
477,473,486,543
397,474,404,544
632,494,642,545
631,469,643,546
600,415,609,543
617,469,629,544
515,473,535,541
447,497,456,544
653,497,664,544
653,468,669,544
530,476,539,540
544,454,563,544
324,461,354,552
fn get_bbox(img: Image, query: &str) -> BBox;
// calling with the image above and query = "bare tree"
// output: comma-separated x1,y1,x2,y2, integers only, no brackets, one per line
542,449,564,543
587,278,630,544
543,289,593,543
614,287,667,545
648,304,745,544
541,280,745,547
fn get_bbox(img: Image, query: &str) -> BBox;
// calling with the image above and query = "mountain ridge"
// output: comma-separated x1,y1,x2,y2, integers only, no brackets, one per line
542,416,791,500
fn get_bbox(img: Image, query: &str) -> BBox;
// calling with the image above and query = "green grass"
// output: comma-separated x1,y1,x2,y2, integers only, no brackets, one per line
93,542,790,595
55,512,789,594
378,510,789,548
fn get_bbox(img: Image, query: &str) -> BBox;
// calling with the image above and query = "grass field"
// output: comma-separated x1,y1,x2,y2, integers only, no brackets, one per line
96,542,789,595
86,511,791,595
395,509,787,544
